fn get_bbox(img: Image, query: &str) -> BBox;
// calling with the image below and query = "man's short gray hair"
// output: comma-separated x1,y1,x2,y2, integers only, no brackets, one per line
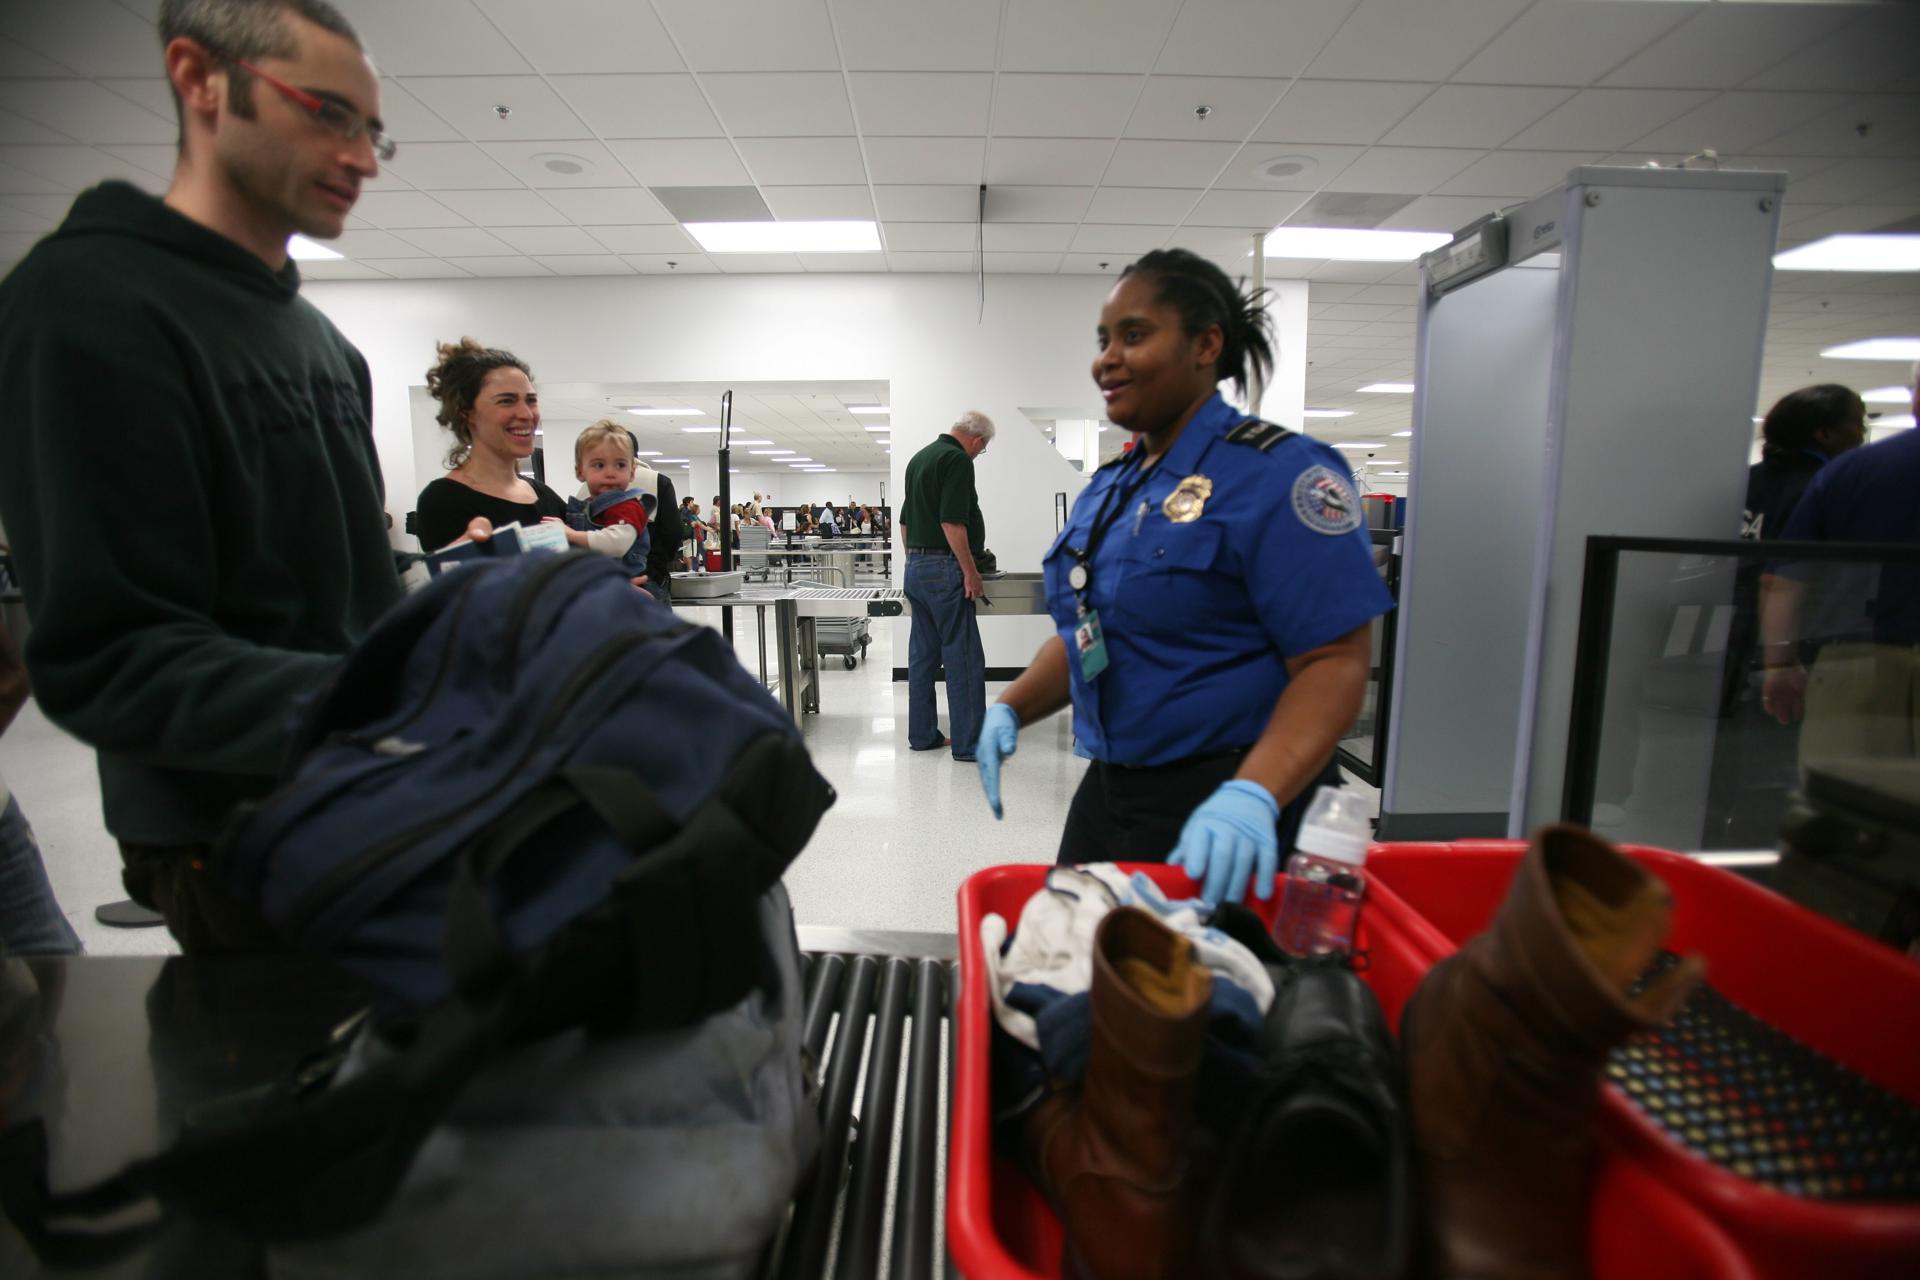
160,0,362,124
952,410,995,441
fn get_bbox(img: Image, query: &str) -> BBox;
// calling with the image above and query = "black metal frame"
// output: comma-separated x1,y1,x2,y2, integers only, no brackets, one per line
1559,534,1920,827
1335,528,1402,786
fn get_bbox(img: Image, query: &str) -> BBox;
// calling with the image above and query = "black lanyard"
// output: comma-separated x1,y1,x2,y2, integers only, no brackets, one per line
1068,451,1153,596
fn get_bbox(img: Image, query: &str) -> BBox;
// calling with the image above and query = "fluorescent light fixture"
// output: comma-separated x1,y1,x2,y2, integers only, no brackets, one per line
749,449,791,455
288,234,342,261
685,220,880,254
625,407,701,416
1821,338,1920,361
730,438,774,446
1303,409,1353,419
1365,460,1404,467
1332,442,1385,450
1374,471,1409,477
635,450,661,456
784,458,814,464
1874,413,1916,429
864,424,891,433
848,405,889,414
1258,227,1450,262
533,429,543,436
1774,234,1920,273
1864,386,1912,403
1358,383,1415,394
654,457,689,464
728,468,740,474
1391,430,1412,438
804,467,835,472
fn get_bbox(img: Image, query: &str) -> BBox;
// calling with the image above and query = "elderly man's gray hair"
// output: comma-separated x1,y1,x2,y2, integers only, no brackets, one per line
952,410,996,441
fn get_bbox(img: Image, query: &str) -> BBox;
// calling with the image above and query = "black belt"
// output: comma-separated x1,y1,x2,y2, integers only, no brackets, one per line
1100,745,1253,772
904,548,953,556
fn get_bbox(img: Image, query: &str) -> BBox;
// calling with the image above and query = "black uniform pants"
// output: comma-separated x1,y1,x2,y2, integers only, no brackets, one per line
1055,751,1342,867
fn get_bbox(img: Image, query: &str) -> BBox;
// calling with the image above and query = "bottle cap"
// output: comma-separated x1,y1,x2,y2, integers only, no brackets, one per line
1295,785,1371,865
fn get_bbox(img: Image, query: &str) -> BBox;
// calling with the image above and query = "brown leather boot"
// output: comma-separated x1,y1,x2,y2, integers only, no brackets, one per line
1025,907,1213,1280
1401,826,1702,1280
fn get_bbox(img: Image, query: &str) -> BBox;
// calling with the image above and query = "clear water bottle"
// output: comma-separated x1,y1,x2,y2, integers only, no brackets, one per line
1272,786,1372,958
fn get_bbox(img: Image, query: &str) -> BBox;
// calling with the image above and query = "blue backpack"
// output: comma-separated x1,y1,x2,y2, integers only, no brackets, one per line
0,551,834,1258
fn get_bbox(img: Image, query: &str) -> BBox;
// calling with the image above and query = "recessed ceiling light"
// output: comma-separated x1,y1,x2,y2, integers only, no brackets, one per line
288,234,342,260
1333,442,1384,449
1258,227,1450,262
1392,430,1412,438
1821,338,1920,361
848,405,889,414
1774,234,1920,273
1303,409,1353,418
1252,155,1317,184
864,425,890,433
1864,386,1912,403
686,220,881,253
1359,383,1415,394
626,407,701,416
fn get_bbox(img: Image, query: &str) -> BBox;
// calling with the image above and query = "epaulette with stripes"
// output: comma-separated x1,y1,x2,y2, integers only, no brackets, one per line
1225,419,1296,452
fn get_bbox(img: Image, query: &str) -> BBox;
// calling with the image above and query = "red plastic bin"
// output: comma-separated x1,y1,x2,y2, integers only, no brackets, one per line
950,862,1755,1280
1365,841,1920,1280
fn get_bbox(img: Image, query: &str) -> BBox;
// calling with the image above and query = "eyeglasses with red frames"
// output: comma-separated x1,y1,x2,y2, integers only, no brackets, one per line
233,59,396,162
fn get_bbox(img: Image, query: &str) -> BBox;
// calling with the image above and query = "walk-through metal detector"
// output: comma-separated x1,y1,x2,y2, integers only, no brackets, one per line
1378,166,1786,841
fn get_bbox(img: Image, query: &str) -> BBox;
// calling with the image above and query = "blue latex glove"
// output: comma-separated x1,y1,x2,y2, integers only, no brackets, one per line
974,703,1021,819
1168,780,1281,905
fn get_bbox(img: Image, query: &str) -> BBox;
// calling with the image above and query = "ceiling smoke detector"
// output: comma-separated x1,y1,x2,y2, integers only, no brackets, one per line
535,152,592,176
1253,155,1317,184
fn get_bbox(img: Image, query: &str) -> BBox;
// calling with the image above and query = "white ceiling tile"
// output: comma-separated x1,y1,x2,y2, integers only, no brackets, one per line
1253,81,1431,147
734,136,866,185
1084,187,1196,223
541,186,673,224
1780,204,1918,240
1060,254,1125,275
479,141,634,188
444,255,555,277
1380,86,1574,150
0,143,152,191
607,138,750,185
1453,2,1694,87
0,195,80,222
983,252,1064,273
1070,224,1172,253
1503,90,1716,153
623,254,718,273
359,258,475,279
874,185,981,221
329,228,431,258
1749,97,1920,160
1000,0,1182,75
534,253,635,276
431,188,571,225
476,0,685,74
1433,150,1601,199
703,72,852,137
1632,93,1850,156
833,0,1000,71
986,138,1114,186
550,75,720,138
0,109,71,145
586,224,700,253
343,190,470,229
1308,0,1532,82
982,223,1075,252
983,186,1094,223
1377,194,1508,233
371,80,464,145
651,0,839,72
398,227,517,256
96,144,176,178
0,202,55,232
0,40,74,79
1103,139,1238,188
1789,159,1920,208
492,225,604,255
712,252,807,273
96,78,173,118
797,251,887,272
1155,0,1354,79
1752,7,1920,94
1214,143,1364,192
297,259,392,280
1322,147,1484,195
1600,5,1855,91
335,1,530,76
9,0,167,77
1127,76,1287,142
882,222,977,252
761,185,874,219
0,80,172,144
864,136,984,185
400,77,590,142
380,141,523,190
848,73,993,137
886,251,976,272
991,74,1138,140
1185,189,1309,230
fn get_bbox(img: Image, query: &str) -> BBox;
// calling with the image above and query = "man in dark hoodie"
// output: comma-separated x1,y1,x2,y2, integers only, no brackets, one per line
0,0,400,952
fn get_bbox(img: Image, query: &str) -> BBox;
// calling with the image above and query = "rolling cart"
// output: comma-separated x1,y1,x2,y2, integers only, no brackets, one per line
814,615,870,669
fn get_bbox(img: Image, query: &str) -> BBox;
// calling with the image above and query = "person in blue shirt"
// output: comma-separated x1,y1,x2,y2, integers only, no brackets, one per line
974,248,1392,905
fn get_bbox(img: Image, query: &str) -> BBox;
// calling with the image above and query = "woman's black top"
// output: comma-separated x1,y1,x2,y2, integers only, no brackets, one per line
414,476,566,552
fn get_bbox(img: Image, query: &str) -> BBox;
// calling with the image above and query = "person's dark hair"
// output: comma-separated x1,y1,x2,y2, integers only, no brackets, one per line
1759,384,1864,459
425,337,532,469
160,0,361,125
1118,248,1274,400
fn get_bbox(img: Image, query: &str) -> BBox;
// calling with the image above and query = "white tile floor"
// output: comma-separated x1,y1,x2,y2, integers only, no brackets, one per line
1,607,1379,955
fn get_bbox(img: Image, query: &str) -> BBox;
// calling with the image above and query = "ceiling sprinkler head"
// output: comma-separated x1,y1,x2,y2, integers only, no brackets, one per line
666,260,678,269
1194,104,1212,120
493,104,511,119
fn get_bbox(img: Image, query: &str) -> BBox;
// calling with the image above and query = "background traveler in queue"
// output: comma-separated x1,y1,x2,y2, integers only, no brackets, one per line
0,0,401,952
414,338,564,552
900,411,995,761
974,249,1391,906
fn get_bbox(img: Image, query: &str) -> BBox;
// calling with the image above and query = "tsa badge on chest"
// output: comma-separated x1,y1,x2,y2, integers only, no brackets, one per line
1292,465,1362,536
1162,474,1213,524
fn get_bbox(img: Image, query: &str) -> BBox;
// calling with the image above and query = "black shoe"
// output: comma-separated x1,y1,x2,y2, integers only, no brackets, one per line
953,753,976,763
910,732,948,752
95,899,167,928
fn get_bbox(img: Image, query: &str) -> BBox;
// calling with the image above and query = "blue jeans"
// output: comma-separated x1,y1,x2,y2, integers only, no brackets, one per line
904,553,985,757
0,794,82,955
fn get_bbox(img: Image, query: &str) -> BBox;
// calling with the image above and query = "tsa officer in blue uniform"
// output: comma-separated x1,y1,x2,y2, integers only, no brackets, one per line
974,248,1392,905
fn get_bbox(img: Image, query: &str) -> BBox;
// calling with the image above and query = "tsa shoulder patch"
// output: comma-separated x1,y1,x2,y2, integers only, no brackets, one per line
1291,464,1362,536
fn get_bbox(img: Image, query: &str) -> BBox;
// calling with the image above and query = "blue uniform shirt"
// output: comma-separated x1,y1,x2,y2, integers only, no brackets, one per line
1043,393,1393,766
1776,427,1920,645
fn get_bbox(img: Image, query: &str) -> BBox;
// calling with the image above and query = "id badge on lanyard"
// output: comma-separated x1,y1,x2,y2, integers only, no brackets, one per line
1073,605,1109,681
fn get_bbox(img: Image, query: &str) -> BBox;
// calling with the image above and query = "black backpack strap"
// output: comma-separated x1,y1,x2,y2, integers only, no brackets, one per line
1225,418,1297,452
